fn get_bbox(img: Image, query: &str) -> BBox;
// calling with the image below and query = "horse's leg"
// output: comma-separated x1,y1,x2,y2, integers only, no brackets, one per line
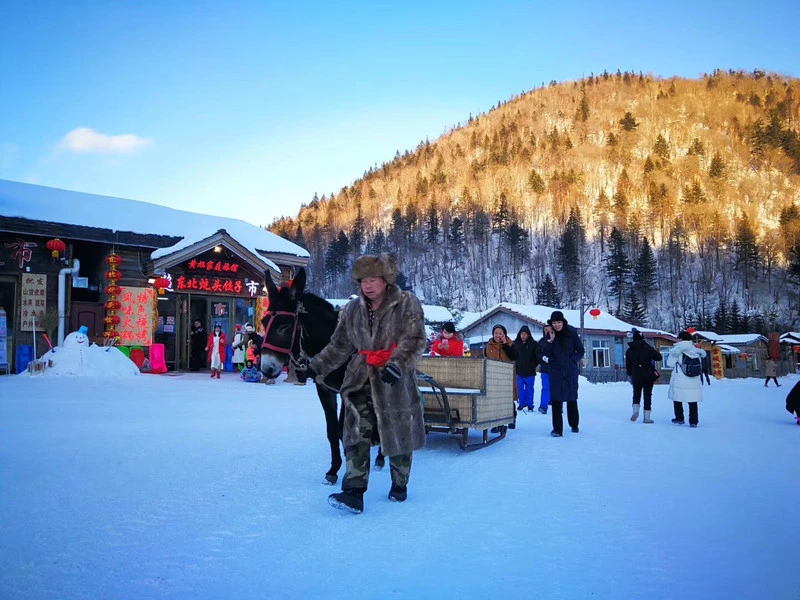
374,446,385,470
317,385,342,485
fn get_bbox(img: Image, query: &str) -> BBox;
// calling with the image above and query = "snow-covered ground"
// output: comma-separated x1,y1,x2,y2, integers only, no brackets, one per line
0,371,797,600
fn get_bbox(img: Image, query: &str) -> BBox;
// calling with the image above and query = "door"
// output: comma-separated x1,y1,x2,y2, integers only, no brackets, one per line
0,276,16,372
70,301,105,342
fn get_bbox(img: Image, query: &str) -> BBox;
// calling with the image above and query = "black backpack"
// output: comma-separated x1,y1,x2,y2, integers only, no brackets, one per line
681,354,702,377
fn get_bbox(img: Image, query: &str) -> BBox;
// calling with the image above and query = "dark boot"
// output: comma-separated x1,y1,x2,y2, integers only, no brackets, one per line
388,484,407,502
328,488,365,514
216,369,221,379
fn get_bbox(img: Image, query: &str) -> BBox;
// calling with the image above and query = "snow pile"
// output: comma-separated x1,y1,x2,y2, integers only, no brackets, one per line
30,330,139,377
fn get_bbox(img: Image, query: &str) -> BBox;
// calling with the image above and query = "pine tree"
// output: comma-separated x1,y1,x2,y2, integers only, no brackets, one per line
734,214,760,291
619,111,639,131
687,137,706,157
448,216,465,256
537,274,562,307
294,225,306,250
708,152,726,179
624,289,647,326
368,228,387,255
605,227,632,314
576,92,590,122
643,156,655,175
634,237,658,308
389,208,405,255
350,202,365,256
653,134,670,161
713,301,729,334
492,193,510,233
595,189,611,253
324,231,350,290
557,207,586,305
528,170,546,194
729,299,742,333
503,216,530,270
425,201,440,245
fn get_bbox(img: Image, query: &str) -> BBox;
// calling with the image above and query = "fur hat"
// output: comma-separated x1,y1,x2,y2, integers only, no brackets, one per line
547,310,567,325
442,322,456,334
352,253,398,285
245,323,254,332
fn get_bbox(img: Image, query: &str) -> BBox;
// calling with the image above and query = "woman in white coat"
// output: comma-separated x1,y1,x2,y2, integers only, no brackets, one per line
668,331,707,427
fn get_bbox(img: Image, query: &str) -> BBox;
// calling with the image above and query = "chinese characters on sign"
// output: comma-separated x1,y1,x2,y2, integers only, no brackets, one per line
187,259,240,273
20,274,47,331
118,287,155,345
4,238,37,269
711,346,724,379
174,276,245,294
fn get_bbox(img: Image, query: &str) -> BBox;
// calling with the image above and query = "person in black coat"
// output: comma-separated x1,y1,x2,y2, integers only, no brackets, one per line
786,381,800,425
625,329,663,424
513,325,539,412
189,320,206,371
538,311,585,437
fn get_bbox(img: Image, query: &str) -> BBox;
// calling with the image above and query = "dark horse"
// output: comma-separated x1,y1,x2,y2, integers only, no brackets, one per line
258,268,345,484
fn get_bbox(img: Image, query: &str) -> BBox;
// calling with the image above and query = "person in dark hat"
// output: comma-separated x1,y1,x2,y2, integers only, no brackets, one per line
625,328,663,423
538,310,585,436
309,253,427,514
430,322,465,357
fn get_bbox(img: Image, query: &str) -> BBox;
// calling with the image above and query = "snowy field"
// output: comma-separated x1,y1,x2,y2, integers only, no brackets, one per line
1,371,798,600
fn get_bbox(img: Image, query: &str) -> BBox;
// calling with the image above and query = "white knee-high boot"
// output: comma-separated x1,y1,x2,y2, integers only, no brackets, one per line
643,410,653,424
630,404,640,422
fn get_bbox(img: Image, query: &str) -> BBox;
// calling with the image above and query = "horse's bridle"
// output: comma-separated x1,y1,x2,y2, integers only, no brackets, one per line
260,310,300,354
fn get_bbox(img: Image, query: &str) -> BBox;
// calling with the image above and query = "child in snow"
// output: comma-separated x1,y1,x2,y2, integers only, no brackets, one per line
248,339,275,384
785,381,800,425
241,359,262,383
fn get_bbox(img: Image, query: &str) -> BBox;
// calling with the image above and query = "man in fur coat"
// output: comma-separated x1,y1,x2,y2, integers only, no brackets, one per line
310,253,427,514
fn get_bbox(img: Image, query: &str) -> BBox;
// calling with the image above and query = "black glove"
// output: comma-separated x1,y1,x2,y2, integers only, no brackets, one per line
381,363,402,386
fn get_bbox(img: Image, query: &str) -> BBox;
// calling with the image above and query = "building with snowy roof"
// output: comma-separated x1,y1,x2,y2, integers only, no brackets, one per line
457,302,677,383
0,179,308,372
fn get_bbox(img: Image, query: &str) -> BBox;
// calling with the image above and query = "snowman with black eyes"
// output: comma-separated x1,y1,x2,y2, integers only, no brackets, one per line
60,325,92,369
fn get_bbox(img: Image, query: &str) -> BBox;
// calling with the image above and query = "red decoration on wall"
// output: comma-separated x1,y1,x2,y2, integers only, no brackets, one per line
4,238,37,268
187,259,240,273
104,253,122,342
589,308,601,320
687,327,696,334
153,276,170,295
105,270,123,281
105,254,123,267
46,238,66,259
105,300,121,311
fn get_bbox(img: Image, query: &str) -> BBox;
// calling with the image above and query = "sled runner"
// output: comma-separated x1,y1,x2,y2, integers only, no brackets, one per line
417,357,516,450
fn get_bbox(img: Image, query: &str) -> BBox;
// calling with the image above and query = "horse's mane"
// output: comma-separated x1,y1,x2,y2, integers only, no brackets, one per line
299,292,339,323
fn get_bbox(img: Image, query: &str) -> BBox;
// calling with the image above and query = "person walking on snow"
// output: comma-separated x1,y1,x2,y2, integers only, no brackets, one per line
513,325,538,412
535,325,553,414
668,331,707,427
764,358,781,387
231,324,245,371
538,311,584,437
625,328,663,424
309,253,427,514
206,322,226,379
430,322,465,357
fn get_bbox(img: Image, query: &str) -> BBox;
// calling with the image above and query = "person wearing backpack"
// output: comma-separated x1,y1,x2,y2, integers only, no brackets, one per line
668,331,707,427
625,329,663,423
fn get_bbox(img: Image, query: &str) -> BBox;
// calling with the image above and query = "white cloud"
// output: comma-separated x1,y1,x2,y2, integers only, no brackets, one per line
59,127,153,154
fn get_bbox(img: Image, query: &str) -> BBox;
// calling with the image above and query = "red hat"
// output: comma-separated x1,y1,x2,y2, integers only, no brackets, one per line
235,324,242,331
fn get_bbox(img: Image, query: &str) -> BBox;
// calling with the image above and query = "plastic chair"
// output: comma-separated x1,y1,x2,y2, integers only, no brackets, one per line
149,343,168,374
129,347,146,369
16,345,34,374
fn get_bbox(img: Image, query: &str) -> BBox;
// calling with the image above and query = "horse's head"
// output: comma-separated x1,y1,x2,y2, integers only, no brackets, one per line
259,269,307,378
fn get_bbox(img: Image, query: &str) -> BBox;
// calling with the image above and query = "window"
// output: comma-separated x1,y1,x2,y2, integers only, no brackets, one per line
660,346,674,369
592,340,610,368
725,354,734,369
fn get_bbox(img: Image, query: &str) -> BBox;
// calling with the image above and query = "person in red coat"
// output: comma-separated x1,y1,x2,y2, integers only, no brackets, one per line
430,322,465,357
206,322,227,379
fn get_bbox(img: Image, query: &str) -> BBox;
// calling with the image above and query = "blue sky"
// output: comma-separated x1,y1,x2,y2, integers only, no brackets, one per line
1,0,798,226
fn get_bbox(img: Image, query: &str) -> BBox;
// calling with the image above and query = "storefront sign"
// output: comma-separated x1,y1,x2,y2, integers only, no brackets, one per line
118,287,155,345
20,274,47,331
187,259,240,273
172,275,262,297
711,346,724,379
4,238,37,269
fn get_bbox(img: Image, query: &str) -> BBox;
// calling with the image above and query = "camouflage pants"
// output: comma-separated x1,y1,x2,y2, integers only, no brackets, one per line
342,383,413,491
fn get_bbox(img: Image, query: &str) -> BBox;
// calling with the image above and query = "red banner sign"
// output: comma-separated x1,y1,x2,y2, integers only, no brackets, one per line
187,259,240,273
118,287,155,345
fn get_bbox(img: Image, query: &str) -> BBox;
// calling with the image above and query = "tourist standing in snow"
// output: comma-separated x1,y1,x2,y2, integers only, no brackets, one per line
764,358,781,387
535,325,553,414
231,324,245,370
538,311,584,437
310,253,427,514
625,329,663,424
430,322,465,357
485,324,518,424
513,325,538,412
190,320,206,371
206,322,226,379
668,331,707,427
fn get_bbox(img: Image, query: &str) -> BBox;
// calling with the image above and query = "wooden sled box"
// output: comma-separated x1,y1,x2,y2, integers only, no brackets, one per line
417,357,516,449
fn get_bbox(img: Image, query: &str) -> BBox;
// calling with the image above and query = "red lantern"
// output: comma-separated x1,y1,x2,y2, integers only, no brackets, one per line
106,285,121,297
687,327,696,334
589,308,601,320
105,270,123,281
153,276,170,295
46,238,66,259
105,253,122,267
103,330,120,340
104,315,121,326
105,300,121,311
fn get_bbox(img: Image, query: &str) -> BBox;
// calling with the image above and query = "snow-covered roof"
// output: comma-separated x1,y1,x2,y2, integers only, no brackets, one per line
456,310,487,331
421,305,454,324
693,331,724,342
0,179,309,263
717,334,767,346
717,344,741,355
780,332,800,343
459,303,675,337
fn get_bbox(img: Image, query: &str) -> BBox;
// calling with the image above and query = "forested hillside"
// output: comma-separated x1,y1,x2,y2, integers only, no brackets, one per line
270,69,800,333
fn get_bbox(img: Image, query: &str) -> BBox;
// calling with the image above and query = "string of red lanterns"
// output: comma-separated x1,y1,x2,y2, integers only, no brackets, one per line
103,253,123,341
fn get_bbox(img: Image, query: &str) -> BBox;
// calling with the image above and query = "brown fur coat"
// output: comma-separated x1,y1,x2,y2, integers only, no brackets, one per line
312,284,427,457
